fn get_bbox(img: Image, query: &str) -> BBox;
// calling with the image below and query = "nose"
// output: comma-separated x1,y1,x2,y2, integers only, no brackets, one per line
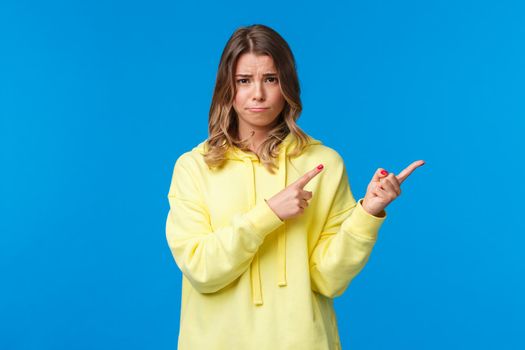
252,81,265,101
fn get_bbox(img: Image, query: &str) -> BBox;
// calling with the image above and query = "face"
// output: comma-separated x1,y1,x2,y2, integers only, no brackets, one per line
232,53,286,132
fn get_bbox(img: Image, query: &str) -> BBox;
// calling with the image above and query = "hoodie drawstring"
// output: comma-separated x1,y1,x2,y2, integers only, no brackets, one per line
276,150,288,288
245,145,288,306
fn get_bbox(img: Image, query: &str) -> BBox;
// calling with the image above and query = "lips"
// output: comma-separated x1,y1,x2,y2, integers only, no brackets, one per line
247,107,269,111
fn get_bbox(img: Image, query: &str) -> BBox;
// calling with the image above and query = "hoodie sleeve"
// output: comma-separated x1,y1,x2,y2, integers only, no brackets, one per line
165,154,284,294
309,157,387,298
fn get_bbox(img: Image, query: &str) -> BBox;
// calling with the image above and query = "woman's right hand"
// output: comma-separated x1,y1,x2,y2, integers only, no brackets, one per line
265,164,324,221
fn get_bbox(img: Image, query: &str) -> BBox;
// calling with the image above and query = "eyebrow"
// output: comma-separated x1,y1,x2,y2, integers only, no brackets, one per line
235,73,278,77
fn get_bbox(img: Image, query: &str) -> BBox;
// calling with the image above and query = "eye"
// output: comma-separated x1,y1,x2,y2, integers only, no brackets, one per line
236,77,278,84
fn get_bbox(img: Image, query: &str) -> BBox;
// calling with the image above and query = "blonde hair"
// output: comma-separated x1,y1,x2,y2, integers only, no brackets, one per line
204,24,311,174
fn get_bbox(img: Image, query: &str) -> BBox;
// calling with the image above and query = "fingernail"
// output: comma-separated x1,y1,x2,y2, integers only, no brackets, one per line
317,164,324,170
381,170,388,175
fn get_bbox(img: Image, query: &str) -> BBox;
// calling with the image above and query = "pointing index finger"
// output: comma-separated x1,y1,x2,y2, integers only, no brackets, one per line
396,160,425,184
294,164,324,189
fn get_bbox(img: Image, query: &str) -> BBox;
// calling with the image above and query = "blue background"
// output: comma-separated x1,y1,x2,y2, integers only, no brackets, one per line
1,0,523,349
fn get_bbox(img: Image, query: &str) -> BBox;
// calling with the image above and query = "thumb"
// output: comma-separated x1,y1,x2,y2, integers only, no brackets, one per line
371,168,389,183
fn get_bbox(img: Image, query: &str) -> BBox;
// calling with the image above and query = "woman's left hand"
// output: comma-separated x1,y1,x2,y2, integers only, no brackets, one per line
362,160,426,217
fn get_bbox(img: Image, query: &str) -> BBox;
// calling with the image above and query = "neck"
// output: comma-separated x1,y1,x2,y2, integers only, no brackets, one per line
237,126,270,154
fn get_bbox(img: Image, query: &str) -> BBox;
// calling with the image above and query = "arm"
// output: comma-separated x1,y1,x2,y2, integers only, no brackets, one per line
309,160,386,298
165,154,284,294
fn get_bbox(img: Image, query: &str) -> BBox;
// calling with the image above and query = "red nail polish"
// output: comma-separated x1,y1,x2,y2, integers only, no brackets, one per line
381,170,388,175
317,164,324,170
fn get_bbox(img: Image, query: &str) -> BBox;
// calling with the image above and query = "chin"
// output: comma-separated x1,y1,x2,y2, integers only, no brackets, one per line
240,115,277,126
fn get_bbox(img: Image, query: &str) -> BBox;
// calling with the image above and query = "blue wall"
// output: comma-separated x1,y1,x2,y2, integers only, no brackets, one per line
1,0,523,349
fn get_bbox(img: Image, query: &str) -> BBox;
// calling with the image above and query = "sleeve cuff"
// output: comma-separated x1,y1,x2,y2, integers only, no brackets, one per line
243,200,285,240
341,198,387,241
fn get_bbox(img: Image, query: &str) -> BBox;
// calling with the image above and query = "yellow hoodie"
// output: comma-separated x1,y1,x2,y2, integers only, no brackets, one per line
165,132,387,350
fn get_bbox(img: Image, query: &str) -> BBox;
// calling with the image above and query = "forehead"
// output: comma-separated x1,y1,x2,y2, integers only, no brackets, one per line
235,53,276,72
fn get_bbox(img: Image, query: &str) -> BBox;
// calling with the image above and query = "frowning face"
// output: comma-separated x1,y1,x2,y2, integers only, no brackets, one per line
232,53,285,131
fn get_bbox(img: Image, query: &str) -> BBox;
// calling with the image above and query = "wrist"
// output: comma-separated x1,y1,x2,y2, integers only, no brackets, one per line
361,199,386,218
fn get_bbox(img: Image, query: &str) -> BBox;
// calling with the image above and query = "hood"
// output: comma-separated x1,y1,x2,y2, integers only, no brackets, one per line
193,133,322,306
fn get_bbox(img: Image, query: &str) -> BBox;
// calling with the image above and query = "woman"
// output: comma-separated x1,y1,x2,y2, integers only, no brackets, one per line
165,24,424,350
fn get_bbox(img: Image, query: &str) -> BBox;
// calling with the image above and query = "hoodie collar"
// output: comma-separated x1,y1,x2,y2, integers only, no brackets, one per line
194,132,303,159
194,133,322,306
